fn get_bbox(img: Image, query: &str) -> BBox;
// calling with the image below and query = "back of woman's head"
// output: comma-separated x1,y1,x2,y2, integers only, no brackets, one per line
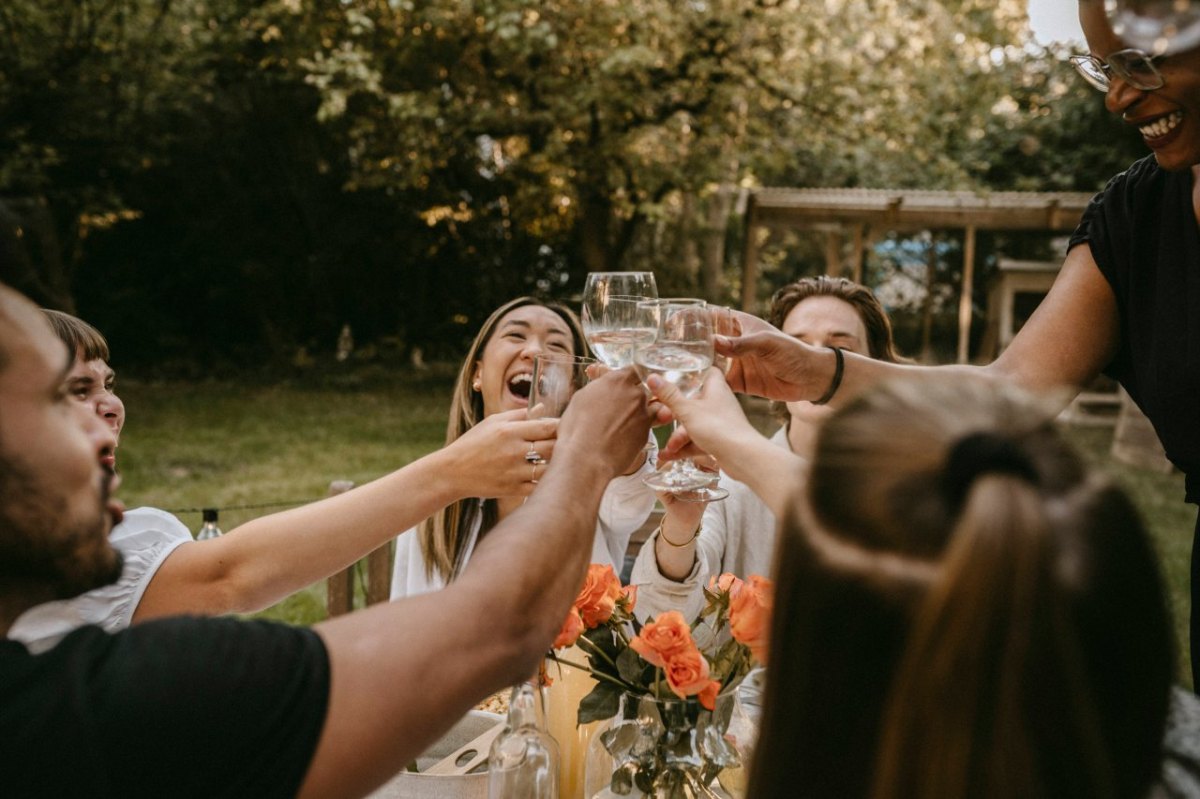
749,373,1173,799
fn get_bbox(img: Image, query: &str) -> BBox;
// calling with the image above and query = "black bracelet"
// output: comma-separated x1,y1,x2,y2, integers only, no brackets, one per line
813,346,844,406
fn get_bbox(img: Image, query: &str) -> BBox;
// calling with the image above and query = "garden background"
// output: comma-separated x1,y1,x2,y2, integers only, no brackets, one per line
2,1,1192,684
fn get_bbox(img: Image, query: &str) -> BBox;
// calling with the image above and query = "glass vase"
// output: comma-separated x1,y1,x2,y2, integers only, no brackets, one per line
584,690,741,799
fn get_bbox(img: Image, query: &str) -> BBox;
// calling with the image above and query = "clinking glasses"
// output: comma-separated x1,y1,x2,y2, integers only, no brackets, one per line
1070,49,1166,92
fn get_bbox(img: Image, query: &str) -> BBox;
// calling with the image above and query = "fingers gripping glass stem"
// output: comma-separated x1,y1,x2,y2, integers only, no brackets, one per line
635,299,728,502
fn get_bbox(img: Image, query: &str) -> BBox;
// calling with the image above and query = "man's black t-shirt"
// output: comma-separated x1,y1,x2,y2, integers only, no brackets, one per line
1069,155,1200,504
1,615,330,797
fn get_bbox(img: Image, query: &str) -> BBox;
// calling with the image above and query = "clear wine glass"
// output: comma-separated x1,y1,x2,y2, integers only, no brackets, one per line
525,353,597,466
635,299,729,502
1108,0,1200,55
581,272,659,369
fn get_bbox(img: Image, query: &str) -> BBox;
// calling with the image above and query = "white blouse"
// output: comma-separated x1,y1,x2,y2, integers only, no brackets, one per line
390,460,657,600
629,427,788,623
7,507,194,653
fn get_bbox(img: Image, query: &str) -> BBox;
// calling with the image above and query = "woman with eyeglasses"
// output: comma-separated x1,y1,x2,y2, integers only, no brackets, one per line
681,0,1200,693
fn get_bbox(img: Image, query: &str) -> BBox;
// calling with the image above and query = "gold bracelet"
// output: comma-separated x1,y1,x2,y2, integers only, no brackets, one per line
657,521,700,548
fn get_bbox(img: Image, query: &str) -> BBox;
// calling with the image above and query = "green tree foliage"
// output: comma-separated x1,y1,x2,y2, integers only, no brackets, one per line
297,0,1045,287
0,0,1156,367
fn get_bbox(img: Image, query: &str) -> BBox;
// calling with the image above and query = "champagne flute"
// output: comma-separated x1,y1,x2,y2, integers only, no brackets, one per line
581,272,658,369
635,299,729,502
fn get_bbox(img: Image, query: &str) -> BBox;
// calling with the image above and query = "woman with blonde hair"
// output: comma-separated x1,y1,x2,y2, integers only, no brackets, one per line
650,369,1173,799
390,296,656,597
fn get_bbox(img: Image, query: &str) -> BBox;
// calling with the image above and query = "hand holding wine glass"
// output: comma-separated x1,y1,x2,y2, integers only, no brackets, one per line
635,300,729,502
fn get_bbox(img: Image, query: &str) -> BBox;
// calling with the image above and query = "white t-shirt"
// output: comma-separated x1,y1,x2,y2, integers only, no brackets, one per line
390,462,657,600
7,507,193,653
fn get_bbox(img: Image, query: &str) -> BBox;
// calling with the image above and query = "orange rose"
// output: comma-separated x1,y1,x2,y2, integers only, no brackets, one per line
629,610,693,668
574,564,623,628
729,574,773,663
707,572,744,595
664,645,721,710
619,584,638,614
553,605,584,649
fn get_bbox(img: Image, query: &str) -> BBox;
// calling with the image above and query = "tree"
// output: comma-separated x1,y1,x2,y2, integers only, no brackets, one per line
296,0,1038,296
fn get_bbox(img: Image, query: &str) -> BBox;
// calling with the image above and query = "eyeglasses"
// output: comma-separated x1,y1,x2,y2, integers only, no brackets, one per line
1070,49,1166,92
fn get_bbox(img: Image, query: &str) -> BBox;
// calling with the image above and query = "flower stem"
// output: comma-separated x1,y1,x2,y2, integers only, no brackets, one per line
552,657,641,693
576,633,621,672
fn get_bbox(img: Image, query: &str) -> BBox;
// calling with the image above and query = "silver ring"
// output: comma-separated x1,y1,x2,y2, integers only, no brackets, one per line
524,446,542,464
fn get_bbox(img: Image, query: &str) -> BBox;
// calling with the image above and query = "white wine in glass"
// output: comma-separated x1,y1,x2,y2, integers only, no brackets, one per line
581,272,658,368
635,300,729,501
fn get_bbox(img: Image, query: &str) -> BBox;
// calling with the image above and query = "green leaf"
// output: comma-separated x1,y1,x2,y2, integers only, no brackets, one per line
616,645,650,685
578,681,623,725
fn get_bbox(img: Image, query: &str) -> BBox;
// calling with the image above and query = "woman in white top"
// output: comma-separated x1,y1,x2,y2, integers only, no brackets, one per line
631,277,903,622
391,296,656,598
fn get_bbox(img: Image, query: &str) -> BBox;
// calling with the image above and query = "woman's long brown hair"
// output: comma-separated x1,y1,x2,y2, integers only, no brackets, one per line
416,296,587,580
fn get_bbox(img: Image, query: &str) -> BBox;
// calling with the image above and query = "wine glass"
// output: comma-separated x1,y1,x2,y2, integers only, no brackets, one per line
581,272,659,368
708,304,741,374
1108,0,1200,55
635,299,729,502
526,353,596,466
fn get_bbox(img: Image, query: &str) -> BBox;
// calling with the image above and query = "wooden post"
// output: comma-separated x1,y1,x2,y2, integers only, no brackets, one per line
365,544,392,606
824,229,842,277
850,224,865,284
325,480,356,617
957,225,977,364
740,198,762,312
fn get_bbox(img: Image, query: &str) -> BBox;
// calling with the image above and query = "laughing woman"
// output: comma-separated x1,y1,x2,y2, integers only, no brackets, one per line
389,297,657,598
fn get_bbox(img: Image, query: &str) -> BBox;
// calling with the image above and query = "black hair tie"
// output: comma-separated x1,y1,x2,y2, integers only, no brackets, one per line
941,432,1038,507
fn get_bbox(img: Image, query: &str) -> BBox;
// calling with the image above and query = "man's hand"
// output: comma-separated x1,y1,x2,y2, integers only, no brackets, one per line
558,368,654,479
717,328,836,402
644,368,761,470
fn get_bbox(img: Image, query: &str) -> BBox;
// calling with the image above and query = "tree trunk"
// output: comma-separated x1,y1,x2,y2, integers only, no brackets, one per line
576,191,613,273
0,197,75,312
698,186,735,302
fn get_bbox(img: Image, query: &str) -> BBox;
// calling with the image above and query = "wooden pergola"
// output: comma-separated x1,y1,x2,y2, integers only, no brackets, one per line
740,187,1096,362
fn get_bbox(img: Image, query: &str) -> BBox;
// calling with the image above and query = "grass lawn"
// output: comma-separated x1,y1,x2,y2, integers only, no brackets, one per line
114,366,1195,688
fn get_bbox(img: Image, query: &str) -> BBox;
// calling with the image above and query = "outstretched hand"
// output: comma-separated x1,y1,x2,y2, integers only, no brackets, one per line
717,327,834,402
558,367,655,479
644,368,762,472
446,408,559,498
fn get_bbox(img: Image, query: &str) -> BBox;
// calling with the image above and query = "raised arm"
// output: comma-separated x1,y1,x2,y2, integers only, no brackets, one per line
132,408,560,620
300,368,652,799
988,243,1118,396
719,245,1117,408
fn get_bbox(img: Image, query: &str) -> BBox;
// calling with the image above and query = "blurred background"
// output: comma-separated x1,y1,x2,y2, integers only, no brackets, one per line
0,0,1143,373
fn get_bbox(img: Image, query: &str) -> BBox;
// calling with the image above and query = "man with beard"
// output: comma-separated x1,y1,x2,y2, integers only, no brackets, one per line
0,282,653,797
9,309,594,654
